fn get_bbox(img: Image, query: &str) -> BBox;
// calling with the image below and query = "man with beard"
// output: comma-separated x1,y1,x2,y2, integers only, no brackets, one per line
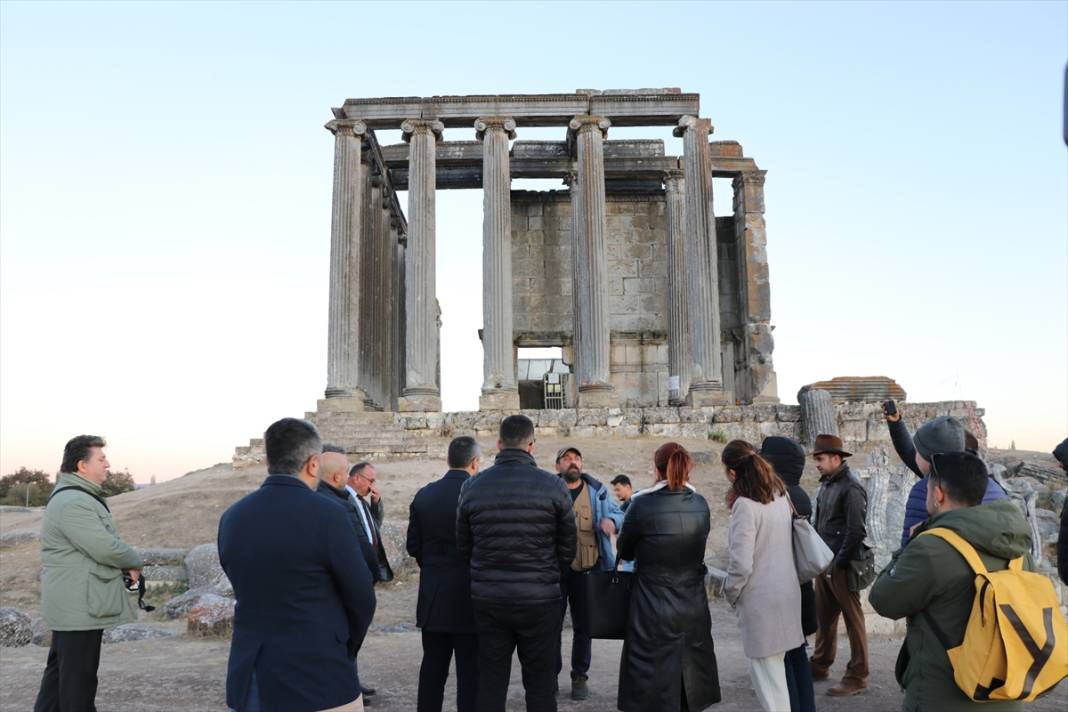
554,446,625,700
808,435,869,698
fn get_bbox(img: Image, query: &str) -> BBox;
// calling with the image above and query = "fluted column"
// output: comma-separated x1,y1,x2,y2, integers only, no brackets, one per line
323,118,367,410
569,115,617,407
664,168,691,405
476,117,520,410
674,115,727,406
398,118,444,412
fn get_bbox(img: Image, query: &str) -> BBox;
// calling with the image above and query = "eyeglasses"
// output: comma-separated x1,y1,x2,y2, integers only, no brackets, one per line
356,471,376,484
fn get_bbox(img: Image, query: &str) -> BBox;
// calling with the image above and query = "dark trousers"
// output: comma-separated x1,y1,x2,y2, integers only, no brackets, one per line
784,643,816,712
473,600,561,712
34,629,104,712
555,568,592,678
418,630,479,712
811,567,869,681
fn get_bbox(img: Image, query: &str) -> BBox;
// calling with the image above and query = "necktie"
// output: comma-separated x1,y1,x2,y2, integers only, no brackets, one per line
360,497,379,549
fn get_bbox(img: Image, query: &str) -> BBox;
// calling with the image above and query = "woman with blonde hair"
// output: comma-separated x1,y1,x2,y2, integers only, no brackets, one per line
722,439,804,712
616,442,721,711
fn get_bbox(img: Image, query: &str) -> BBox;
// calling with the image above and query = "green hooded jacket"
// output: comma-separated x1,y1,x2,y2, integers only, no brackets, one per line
40,472,144,631
869,499,1033,712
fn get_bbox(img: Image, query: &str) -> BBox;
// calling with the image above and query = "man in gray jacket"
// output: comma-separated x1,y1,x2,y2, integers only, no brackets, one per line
35,435,144,712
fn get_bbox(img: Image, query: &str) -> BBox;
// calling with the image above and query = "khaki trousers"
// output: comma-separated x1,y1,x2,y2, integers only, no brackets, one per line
811,566,869,681
318,695,363,711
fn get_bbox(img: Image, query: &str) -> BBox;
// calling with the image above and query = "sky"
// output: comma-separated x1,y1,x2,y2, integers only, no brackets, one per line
1,1,1065,482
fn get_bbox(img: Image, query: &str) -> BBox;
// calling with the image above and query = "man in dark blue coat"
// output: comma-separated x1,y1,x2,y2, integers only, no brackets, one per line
406,436,482,712
219,418,376,712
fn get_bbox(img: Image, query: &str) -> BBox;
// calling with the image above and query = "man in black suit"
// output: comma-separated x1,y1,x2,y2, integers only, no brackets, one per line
406,436,482,712
347,462,394,583
219,418,376,712
318,445,378,581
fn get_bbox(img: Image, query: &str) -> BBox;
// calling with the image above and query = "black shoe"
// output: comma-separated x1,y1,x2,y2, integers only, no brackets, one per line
570,674,589,701
362,686,376,696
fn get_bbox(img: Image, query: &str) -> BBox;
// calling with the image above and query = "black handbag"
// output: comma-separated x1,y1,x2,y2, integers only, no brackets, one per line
847,544,876,592
582,563,633,640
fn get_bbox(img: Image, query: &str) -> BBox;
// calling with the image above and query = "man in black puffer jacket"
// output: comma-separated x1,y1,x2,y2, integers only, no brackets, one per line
456,415,577,712
761,436,817,712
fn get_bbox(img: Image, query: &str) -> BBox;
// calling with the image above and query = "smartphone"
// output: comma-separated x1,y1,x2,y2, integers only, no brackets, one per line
883,400,897,417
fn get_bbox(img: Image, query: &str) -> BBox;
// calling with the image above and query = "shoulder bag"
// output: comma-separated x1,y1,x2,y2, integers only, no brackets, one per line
788,495,834,583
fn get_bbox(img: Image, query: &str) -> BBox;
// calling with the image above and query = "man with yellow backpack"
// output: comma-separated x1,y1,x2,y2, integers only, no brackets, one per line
870,451,1067,711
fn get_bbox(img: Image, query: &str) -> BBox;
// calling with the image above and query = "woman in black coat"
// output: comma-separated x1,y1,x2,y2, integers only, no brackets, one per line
616,442,721,711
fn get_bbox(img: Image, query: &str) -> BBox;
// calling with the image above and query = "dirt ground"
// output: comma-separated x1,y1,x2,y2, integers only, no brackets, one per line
2,589,1066,711
2,440,1064,711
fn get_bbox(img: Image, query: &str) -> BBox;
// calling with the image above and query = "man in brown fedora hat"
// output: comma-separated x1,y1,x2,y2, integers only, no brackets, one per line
809,434,870,697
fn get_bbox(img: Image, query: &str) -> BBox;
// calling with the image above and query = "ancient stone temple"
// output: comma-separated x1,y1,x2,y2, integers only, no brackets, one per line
320,89,777,414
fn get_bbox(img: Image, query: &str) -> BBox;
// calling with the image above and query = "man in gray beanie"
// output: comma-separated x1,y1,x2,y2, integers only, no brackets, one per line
883,409,1007,548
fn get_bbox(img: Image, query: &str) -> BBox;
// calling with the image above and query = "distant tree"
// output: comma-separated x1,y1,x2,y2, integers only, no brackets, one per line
0,468,54,507
101,469,136,497
149,475,157,486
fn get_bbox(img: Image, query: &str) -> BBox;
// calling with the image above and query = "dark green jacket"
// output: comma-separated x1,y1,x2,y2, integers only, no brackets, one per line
869,499,1032,712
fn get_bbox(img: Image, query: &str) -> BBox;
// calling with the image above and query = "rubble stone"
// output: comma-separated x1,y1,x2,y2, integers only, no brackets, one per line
0,607,32,647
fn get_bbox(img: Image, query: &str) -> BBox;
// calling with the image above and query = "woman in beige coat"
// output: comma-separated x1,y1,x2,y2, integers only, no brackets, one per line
722,440,804,712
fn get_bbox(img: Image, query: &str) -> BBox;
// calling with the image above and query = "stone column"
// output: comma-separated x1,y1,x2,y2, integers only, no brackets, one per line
476,117,520,410
674,115,727,406
733,170,778,403
664,168,691,405
322,118,367,411
397,119,444,412
568,115,617,407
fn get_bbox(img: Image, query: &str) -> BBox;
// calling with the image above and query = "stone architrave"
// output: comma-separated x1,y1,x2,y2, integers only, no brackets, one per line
322,118,368,412
568,115,618,408
664,168,691,405
476,117,520,410
674,115,727,406
398,118,444,412
733,170,778,403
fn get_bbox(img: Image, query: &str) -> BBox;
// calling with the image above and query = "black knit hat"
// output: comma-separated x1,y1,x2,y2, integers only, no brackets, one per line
914,416,965,461
760,436,806,486
1053,438,1068,469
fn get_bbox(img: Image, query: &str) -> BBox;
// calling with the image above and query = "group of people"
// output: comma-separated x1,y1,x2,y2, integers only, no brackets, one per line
30,413,1068,712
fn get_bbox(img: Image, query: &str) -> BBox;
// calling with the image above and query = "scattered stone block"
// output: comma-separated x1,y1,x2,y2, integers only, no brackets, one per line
0,607,32,647
135,547,188,566
186,594,235,638
103,624,178,644
184,543,231,594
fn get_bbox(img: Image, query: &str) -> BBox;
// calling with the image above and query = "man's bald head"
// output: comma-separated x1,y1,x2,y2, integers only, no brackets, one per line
319,451,350,488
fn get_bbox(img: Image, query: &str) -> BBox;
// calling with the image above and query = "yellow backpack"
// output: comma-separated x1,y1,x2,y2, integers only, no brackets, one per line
917,527,1068,702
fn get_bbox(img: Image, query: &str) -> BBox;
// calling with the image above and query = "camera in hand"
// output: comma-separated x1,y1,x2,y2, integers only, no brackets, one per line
121,570,155,612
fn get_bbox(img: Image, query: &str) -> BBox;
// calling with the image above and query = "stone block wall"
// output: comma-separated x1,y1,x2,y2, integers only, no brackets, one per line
511,190,761,407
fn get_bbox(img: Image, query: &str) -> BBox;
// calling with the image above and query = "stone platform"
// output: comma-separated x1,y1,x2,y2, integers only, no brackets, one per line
233,400,984,467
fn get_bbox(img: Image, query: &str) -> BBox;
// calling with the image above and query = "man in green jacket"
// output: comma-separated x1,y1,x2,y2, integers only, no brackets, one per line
869,452,1032,712
34,435,144,712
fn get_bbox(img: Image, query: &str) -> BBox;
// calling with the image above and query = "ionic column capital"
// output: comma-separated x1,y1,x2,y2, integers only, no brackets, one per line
325,118,368,137
673,115,714,138
401,118,445,143
568,115,611,136
474,116,517,141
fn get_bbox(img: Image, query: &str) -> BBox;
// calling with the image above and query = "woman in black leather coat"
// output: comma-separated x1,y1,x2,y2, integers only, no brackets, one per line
616,442,721,711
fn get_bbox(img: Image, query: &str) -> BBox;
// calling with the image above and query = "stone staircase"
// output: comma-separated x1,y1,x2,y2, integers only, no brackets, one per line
233,409,443,467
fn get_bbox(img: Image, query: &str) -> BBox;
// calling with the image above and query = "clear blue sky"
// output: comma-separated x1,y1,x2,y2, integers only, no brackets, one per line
2,1,1065,480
